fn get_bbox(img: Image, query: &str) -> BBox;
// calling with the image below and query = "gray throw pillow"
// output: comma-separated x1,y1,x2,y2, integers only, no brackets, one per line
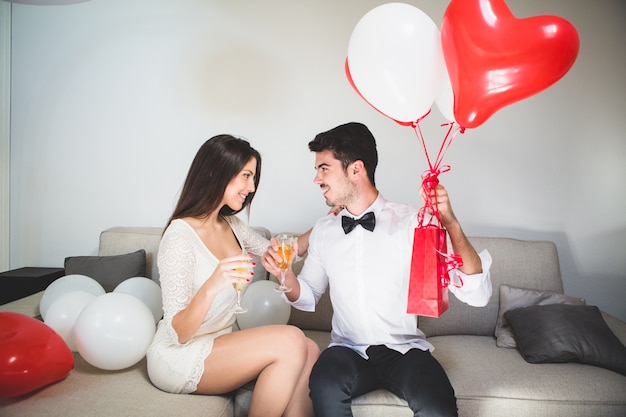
64,250,147,292
495,284,585,348
504,304,626,376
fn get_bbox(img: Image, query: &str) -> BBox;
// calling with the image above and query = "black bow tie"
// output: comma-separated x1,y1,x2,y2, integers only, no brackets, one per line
342,212,376,234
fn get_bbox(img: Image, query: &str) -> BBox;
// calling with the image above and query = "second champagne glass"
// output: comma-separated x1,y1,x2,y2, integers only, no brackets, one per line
230,249,250,314
274,234,295,293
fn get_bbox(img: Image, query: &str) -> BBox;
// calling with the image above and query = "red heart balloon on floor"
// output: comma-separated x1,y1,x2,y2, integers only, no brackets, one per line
441,0,579,128
0,312,74,398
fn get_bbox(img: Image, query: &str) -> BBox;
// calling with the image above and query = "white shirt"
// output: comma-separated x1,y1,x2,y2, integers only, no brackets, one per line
290,194,492,358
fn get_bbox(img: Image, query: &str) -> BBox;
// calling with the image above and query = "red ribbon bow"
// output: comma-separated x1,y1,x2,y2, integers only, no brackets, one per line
436,250,464,289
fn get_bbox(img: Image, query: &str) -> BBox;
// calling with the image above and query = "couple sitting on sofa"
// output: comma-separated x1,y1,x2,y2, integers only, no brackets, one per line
149,122,492,417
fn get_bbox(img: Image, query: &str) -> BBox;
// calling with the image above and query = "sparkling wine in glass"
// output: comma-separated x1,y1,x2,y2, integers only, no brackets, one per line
274,234,295,293
230,249,250,314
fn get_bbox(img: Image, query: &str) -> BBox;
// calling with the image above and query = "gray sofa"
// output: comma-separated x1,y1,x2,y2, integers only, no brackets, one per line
1,226,625,417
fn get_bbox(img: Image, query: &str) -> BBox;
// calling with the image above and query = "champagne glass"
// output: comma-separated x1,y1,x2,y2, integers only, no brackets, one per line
230,249,250,314
274,234,295,293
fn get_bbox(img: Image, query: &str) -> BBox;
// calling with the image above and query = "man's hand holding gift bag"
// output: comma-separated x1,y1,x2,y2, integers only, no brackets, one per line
407,173,492,317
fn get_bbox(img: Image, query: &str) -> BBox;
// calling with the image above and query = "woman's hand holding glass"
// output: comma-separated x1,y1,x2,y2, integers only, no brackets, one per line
228,249,253,314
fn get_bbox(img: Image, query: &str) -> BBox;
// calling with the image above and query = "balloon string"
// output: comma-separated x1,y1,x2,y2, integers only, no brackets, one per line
413,116,465,289
412,111,433,170
434,122,453,169
414,118,462,227
413,119,461,175
432,121,464,171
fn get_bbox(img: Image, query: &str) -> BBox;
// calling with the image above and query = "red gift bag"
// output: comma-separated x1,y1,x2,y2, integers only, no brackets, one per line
407,224,450,317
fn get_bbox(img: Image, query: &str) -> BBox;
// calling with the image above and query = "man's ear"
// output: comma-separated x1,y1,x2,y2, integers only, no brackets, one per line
350,160,365,178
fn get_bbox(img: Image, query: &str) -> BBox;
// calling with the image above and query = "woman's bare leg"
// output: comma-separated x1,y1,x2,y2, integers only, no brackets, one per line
195,325,314,417
283,337,319,417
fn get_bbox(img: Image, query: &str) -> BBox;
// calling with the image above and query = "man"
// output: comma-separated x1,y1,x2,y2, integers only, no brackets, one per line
262,122,492,417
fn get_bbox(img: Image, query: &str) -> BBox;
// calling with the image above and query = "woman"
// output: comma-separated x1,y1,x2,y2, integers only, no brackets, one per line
147,135,319,417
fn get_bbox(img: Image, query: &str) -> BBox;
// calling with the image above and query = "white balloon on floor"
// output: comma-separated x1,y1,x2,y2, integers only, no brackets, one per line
73,292,156,370
114,277,163,323
44,290,97,351
39,274,105,320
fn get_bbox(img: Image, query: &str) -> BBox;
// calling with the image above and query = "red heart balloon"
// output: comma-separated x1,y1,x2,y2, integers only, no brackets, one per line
441,0,579,128
0,312,74,398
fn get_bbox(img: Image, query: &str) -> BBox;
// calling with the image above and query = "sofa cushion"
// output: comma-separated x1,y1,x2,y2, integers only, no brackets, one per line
0,353,233,417
430,334,626,417
64,250,147,292
419,238,562,337
495,284,585,348
504,304,626,376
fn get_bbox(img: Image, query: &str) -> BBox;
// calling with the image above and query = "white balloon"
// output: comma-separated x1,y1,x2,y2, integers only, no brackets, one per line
73,292,156,371
435,59,456,123
113,277,163,323
237,280,291,330
347,3,444,124
40,274,105,320
44,290,97,351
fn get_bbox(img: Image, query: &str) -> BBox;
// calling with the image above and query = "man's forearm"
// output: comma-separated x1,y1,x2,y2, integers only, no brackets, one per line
446,221,482,275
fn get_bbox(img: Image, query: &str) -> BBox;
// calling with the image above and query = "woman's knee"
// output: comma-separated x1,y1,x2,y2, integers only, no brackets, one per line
286,325,309,347
272,325,309,361
305,338,321,360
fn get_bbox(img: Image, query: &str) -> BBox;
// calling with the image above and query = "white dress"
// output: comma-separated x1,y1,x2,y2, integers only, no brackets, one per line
146,216,269,394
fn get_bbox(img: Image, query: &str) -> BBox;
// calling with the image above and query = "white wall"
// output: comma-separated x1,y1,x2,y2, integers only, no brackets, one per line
8,0,626,320
0,1,10,272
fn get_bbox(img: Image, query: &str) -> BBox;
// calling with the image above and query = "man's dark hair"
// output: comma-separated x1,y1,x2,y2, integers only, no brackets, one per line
308,122,378,186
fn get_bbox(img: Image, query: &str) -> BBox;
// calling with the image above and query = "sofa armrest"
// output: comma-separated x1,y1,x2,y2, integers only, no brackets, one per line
601,311,626,346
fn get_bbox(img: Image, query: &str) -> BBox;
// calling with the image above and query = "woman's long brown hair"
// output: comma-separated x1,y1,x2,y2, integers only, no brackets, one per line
164,135,262,232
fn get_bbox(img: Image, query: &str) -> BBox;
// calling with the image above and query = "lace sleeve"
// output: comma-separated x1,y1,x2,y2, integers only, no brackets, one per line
227,216,270,257
157,229,196,345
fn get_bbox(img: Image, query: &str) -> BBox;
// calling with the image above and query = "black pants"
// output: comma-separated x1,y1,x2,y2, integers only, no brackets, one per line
309,345,458,417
